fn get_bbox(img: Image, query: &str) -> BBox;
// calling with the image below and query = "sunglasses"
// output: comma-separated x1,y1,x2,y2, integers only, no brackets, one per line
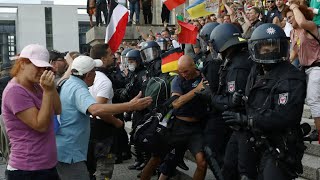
267,1,274,2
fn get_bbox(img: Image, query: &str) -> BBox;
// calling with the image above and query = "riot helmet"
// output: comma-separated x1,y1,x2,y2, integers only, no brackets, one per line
210,23,247,53
120,48,132,68
126,49,143,72
140,41,161,63
200,22,220,43
249,23,289,64
156,38,168,51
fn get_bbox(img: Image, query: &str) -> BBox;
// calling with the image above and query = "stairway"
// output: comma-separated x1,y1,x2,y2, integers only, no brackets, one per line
301,105,320,180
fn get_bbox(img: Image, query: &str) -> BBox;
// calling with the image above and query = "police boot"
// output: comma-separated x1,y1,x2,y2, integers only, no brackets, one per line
128,144,144,170
304,129,318,143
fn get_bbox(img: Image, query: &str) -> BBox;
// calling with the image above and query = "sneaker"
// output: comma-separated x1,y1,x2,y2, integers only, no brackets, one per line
135,162,146,170
304,129,318,143
128,161,142,170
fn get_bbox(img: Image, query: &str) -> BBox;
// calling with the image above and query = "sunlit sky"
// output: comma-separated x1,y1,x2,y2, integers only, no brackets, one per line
0,0,86,5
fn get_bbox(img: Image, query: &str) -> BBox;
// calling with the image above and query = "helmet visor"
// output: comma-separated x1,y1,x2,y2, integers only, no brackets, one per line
249,38,289,64
120,56,128,67
141,47,160,63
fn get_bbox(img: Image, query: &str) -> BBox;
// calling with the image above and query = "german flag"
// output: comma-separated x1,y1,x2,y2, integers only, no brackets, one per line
161,48,184,73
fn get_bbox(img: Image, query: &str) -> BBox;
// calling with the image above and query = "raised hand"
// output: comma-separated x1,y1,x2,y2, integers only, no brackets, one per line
40,70,55,92
129,91,153,111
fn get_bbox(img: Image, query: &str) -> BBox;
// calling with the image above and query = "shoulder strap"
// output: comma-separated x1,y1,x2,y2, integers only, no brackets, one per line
56,78,68,93
306,30,320,45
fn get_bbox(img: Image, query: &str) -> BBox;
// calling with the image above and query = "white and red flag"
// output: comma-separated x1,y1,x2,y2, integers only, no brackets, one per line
105,0,129,53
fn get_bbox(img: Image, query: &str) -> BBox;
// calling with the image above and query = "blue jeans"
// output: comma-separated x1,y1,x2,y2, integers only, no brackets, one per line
129,1,140,23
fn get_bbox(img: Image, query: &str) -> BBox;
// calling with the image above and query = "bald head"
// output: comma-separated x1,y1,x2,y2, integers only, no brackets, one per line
178,55,195,70
178,55,197,80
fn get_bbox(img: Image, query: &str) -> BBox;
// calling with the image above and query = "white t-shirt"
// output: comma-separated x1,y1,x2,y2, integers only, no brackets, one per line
89,71,114,104
172,40,181,48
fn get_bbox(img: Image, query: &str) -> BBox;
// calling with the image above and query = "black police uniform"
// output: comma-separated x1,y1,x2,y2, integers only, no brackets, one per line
212,50,257,180
245,62,306,180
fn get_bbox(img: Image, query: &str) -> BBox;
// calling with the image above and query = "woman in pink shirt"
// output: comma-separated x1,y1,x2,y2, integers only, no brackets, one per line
285,4,320,142
1,44,61,180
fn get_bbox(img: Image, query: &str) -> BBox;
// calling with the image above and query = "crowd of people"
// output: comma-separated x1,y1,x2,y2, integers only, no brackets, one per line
0,0,320,180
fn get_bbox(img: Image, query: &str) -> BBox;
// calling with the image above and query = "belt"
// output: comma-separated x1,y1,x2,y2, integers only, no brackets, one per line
175,116,200,122
304,61,320,70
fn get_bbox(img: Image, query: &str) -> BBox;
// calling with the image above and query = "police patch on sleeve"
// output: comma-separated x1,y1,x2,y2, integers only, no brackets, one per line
278,93,288,105
228,81,235,93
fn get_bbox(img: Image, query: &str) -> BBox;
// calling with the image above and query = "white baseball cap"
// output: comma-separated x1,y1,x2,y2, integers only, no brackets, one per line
19,44,52,67
71,56,103,76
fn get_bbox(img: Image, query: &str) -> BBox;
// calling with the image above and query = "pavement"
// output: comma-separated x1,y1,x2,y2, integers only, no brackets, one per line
0,153,215,180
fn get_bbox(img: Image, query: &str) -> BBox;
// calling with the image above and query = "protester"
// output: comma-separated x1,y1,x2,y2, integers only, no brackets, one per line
2,44,61,179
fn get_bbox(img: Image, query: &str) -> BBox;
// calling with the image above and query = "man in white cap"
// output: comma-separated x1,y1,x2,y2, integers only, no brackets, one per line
55,55,152,180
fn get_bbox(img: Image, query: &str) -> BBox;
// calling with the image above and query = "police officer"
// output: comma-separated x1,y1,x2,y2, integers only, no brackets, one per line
140,41,163,79
206,23,255,180
223,23,306,180
156,38,169,53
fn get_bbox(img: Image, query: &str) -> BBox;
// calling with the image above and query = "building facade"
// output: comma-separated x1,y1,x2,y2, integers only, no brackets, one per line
0,1,90,69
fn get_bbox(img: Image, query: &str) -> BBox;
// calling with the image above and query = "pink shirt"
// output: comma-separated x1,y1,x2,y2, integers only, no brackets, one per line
1,79,57,171
298,30,320,66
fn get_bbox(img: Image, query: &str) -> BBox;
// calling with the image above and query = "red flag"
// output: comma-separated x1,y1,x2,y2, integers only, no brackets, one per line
105,0,129,53
163,0,186,11
177,20,198,44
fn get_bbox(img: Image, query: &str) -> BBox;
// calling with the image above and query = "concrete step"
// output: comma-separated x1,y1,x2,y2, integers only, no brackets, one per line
296,177,310,180
301,154,320,180
305,142,320,157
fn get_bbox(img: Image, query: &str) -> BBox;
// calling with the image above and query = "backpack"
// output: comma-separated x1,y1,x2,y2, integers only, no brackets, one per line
144,73,175,111
132,95,179,153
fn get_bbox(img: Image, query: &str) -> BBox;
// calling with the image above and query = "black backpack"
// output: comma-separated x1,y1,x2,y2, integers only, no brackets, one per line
132,95,179,153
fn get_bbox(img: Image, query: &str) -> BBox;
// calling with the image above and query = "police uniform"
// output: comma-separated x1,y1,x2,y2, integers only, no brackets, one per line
224,23,307,180
245,62,306,179
207,23,256,180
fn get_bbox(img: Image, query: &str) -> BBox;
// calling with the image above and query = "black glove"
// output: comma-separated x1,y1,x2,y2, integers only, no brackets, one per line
232,90,244,106
194,83,213,103
222,111,253,127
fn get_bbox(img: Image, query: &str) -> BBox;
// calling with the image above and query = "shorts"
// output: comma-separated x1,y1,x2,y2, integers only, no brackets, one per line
169,117,204,156
305,67,320,117
57,161,90,180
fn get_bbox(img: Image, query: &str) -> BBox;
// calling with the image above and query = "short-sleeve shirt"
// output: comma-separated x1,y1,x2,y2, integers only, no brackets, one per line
89,71,114,104
171,75,208,118
1,79,57,171
265,7,281,23
184,39,201,60
56,75,96,164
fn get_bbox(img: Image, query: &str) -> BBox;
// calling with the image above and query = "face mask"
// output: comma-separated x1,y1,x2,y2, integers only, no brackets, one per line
128,63,136,72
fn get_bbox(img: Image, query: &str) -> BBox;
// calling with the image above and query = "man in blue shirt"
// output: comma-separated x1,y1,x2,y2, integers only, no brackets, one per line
56,56,152,180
